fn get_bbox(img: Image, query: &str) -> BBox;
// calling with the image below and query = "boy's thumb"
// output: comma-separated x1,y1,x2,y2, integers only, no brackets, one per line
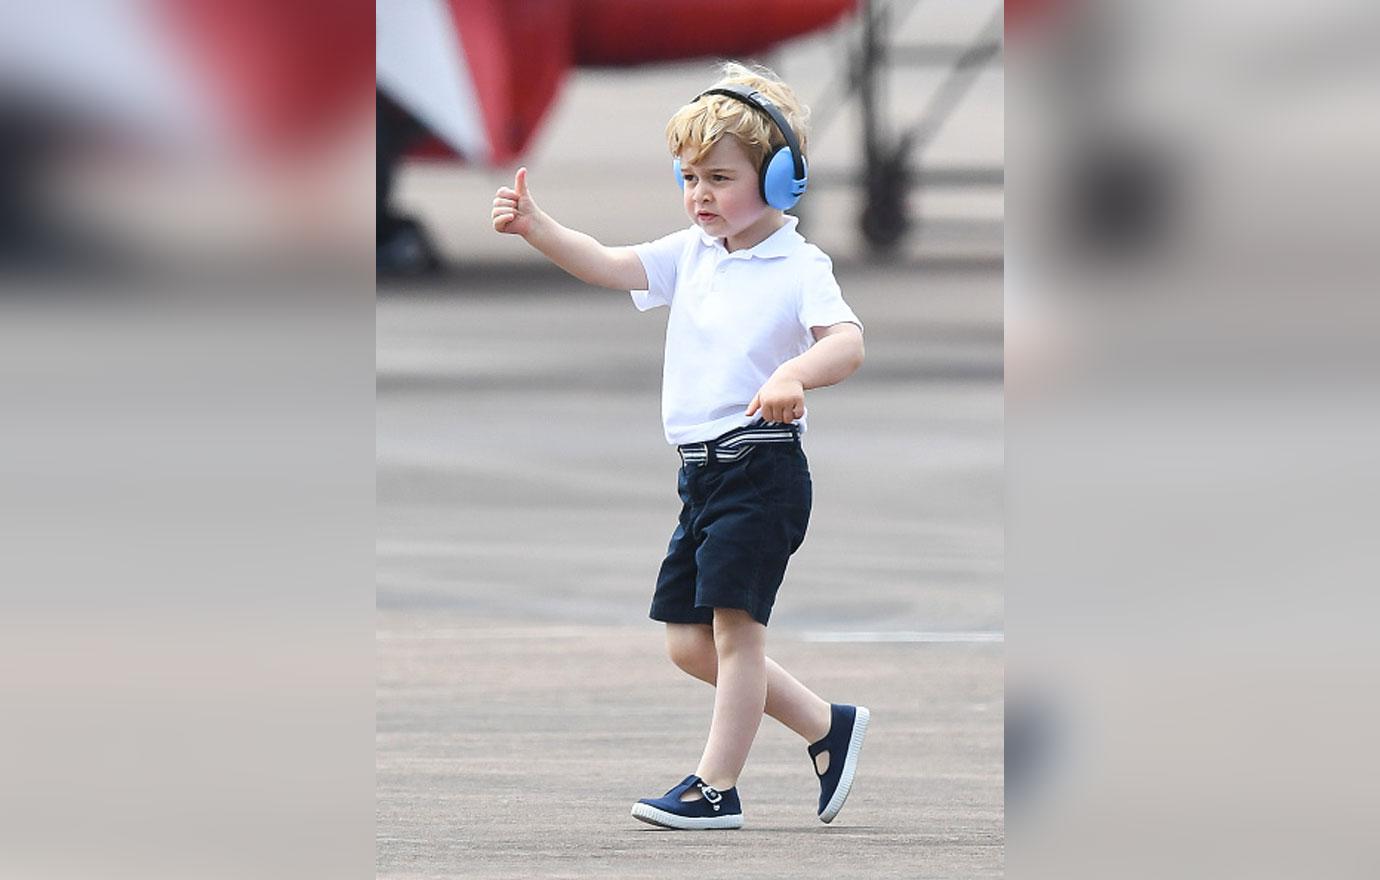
515,166,529,197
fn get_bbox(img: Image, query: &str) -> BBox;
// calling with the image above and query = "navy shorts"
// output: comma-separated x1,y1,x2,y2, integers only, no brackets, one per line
649,427,812,627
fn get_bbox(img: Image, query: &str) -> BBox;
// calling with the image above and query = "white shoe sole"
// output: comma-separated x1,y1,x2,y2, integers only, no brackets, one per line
630,802,744,830
819,705,870,823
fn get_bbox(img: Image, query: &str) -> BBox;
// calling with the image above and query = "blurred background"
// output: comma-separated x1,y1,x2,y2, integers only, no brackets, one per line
1007,1,1380,877
2,3,376,880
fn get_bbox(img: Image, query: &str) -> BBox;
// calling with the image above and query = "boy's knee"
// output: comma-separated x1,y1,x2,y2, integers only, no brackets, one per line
711,608,766,655
666,626,716,680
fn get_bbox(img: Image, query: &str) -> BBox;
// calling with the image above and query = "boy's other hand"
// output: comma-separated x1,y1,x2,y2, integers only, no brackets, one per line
492,166,540,237
746,375,805,424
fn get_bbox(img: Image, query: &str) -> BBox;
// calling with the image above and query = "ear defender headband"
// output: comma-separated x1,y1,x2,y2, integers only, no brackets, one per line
673,84,809,210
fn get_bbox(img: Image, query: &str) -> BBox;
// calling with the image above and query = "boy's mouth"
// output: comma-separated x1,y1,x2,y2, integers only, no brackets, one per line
696,212,719,222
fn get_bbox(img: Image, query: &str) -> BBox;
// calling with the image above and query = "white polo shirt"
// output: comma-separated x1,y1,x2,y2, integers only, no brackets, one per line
630,216,862,445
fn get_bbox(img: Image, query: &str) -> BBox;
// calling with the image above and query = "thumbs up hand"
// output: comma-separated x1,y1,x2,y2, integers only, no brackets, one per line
492,166,540,237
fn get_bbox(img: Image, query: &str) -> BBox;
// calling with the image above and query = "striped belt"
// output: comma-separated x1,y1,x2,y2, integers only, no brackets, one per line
677,423,799,465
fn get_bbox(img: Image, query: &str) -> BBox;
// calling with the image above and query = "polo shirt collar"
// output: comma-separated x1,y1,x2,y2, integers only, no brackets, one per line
696,215,802,259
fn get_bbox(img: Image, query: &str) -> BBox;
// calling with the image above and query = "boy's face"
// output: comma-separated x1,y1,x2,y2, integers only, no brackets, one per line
679,136,782,251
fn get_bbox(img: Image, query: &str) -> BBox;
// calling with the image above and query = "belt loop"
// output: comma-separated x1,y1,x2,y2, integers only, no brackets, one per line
706,442,717,465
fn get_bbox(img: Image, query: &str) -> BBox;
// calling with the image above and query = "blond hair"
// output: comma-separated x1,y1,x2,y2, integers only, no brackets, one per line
665,61,810,169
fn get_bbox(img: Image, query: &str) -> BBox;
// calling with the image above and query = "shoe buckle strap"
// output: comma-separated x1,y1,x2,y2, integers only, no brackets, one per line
697,782,723,811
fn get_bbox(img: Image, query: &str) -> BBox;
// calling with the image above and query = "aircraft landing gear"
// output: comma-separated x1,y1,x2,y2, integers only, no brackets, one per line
859,147,912,253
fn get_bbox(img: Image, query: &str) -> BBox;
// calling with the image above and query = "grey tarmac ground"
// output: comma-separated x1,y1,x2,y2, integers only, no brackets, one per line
377,258,1003,878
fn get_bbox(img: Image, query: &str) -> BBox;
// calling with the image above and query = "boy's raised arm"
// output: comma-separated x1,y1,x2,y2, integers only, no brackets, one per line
492,167,648,291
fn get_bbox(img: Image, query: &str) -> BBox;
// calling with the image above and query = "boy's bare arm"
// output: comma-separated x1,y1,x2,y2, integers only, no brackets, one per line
492,167,648,290
747,322,865,423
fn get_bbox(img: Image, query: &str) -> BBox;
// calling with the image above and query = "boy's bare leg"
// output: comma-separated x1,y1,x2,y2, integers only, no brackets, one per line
666,621,832,744
691,609,768,791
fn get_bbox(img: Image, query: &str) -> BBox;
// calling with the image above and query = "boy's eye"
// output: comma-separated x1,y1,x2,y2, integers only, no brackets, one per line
712,174,729,181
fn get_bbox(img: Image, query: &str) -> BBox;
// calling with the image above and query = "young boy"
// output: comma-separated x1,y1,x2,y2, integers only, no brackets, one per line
491,62,869,830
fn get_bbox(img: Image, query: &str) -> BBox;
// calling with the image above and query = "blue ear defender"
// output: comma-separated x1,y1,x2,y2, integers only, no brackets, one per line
761,146,808,210
672,85,808,211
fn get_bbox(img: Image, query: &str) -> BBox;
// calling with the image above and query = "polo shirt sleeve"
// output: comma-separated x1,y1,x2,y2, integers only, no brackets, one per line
630,227,692,311
798,249,863,333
